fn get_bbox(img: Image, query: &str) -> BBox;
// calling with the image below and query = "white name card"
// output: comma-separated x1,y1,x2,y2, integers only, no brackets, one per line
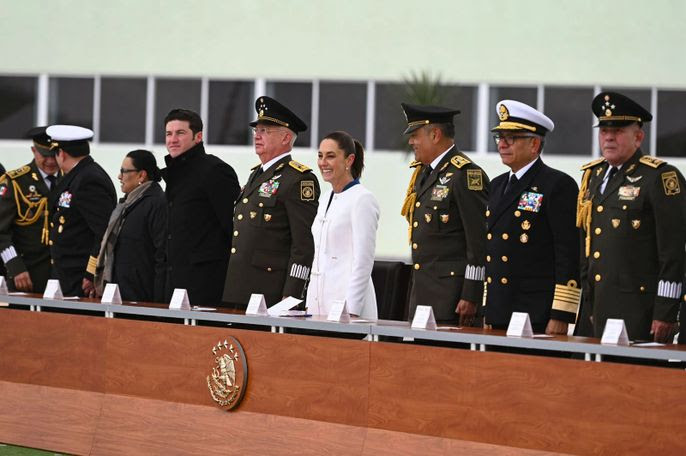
327,300,350,323
0,276,8,294
506,312,533,337
267,296,303,316
101,283,122,304
411,305,437,330
601,318,630,345
169,288,191,310
245,293,268,315
43,279,63,299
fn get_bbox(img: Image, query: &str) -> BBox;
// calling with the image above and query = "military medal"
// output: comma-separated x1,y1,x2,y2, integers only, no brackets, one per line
431,185,449,201
264,214,272,222
258,179,280,198
517,191,543,212
424,213,432,223
618,185,640,201
611,219,620,228
520,233,529,243
250,211,257,219
521,220,531,230
440,214,449,223
58,191,72,208
632,220,641,229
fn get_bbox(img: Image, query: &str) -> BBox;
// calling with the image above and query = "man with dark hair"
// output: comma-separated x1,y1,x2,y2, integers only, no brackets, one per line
484,100,580,334
400,103,489,326
162,108,240,306
47,125,116,297
577,92,686,342
222,96,320,308
0,127,60,293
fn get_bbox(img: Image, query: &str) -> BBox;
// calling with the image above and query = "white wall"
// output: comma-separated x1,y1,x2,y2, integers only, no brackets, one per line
1,0,685,87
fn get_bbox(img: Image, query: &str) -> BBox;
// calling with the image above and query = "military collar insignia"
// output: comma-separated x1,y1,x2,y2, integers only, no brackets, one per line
439,162,449,172
275,163,285,171
625,163,637,175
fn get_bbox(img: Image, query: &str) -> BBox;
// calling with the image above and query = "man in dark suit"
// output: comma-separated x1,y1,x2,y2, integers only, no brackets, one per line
0,127,59,293
577,92,686,342
222,97,320,308
484,100,580,334
162,109,240,306
400,103,489,326
48,125,116,297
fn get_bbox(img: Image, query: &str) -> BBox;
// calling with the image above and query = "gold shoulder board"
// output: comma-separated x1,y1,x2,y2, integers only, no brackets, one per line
580,157,605,170
639,155,665,168
409,160,422,168
289,160,311,173
450,155,471,169
7,165,31,179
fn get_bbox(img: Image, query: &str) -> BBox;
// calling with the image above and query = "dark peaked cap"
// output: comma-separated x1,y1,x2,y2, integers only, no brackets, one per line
592,91,652,127
249,96,308,133
25,126,54,156
401,103,461,134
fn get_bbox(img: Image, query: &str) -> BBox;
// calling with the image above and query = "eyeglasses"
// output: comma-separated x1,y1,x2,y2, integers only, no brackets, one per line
492,134,536,147
120,168,139,174
251,126,283,137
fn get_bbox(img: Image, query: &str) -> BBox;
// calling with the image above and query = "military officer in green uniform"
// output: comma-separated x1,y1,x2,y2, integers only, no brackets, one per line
400,103,489,326
0,127,59,293
222,97,320,308
577,92,686,342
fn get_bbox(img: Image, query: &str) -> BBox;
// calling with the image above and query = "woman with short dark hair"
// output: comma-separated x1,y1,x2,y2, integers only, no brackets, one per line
95,150,167,302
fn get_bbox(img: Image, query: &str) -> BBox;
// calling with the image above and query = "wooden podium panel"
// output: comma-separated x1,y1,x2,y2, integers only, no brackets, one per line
368,342,686,455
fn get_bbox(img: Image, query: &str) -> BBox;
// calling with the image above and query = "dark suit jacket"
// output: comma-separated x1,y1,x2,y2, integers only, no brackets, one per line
223,155,320,307
49,156,116,296
162,142,240,306
407,147,489,323
484,158,580,328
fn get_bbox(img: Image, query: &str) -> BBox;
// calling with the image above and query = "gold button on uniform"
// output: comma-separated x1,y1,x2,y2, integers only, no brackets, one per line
514,210,521,217
415,202,421,208
501,256,508,262
501,277,508,284
58,225,63,233
595,227,602,235
59,216,65,224
487,233,492,240
485,210,490,217
267,267,272,272
593,251,600,259
233,230,239,236
49,240,53,246
450,271,455,276
622,205,627,210
412,243,418,250
237,214,243,220
502,233,509,240
414,264,420,270
486,255,491,262
242,198,248,203
259,202,264,207
597,205,604,213
640,286,646,292
413,221,418,228
595,274,601,282
231,247,236,253
487,277,492,284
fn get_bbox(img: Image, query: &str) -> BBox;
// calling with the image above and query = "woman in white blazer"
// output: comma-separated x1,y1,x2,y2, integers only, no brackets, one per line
306,131,380,319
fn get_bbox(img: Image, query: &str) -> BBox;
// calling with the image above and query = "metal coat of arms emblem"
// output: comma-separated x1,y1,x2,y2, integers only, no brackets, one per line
207,337,248,411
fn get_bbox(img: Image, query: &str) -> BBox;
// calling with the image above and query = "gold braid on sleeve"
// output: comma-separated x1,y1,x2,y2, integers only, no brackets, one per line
576,169,593,257
400,164,423,244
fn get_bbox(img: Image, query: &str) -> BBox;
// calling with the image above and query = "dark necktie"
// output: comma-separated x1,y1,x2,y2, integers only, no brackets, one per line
46,174,57,190
249,167,263,185
419,166,432,187
601,167,618,194
503,174,518,195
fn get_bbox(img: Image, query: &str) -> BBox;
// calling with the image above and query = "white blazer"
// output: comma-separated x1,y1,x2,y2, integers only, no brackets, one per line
306,184,380,319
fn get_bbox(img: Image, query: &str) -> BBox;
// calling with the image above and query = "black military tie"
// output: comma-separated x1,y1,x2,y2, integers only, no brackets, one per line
419,165,432,187
249,167,263,185
601,166,618,194
46,174,57,190
503,174,518,195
